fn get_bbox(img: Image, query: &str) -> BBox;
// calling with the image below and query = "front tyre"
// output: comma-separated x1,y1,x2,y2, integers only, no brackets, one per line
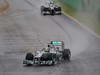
51,58,58,65
25,52,34,60
24,52,34,66
62,49,71,62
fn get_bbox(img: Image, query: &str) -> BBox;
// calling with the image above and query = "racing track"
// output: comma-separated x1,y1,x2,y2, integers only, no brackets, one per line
0,0,100,75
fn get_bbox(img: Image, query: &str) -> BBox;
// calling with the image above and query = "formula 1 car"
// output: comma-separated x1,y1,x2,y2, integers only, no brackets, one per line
23,41,71,66
41,1,62,15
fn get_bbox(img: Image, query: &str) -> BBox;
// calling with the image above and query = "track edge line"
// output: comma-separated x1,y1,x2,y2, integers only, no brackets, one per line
62,11,100,39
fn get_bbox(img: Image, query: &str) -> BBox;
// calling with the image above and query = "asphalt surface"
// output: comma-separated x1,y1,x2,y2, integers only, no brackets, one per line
0,0,100,75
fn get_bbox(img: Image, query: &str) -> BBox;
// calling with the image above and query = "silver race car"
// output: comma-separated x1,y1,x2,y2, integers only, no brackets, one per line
23,41,71,66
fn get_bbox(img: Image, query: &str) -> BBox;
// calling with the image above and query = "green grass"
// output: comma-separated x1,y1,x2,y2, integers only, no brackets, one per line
56,0,100,35
56,0,76,16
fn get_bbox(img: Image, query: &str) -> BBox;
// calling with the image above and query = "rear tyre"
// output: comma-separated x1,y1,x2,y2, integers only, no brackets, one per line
41,6,45,15
58,7,61,11
56,7,61,15
58,12,62,15
62,49,71,62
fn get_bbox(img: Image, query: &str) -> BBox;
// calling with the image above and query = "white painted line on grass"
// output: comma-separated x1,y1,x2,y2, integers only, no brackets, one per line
62,11,100,39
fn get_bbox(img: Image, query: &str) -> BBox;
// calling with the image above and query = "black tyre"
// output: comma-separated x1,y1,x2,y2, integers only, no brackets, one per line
51,59,56,65
46,53,57,65
51,56,58,65
41,6,45,11
43,13,46,16
54,7,61,11
58,7,61,15
58,7,61,11
58,12,62,15
25,52,34,60
62,49,71,61
54,7,61,15
41,6,45,15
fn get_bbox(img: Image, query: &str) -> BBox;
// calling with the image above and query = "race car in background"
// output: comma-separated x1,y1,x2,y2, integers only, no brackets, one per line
41,0,62,15
23,41,71,66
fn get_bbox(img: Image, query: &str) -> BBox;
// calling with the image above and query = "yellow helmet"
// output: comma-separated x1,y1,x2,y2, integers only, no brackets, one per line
42,47,48,51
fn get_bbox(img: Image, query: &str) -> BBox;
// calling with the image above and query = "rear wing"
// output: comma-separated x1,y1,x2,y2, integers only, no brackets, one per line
48,41,64,51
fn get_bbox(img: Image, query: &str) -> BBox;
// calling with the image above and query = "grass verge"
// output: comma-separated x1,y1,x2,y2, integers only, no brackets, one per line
56,0,100,35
